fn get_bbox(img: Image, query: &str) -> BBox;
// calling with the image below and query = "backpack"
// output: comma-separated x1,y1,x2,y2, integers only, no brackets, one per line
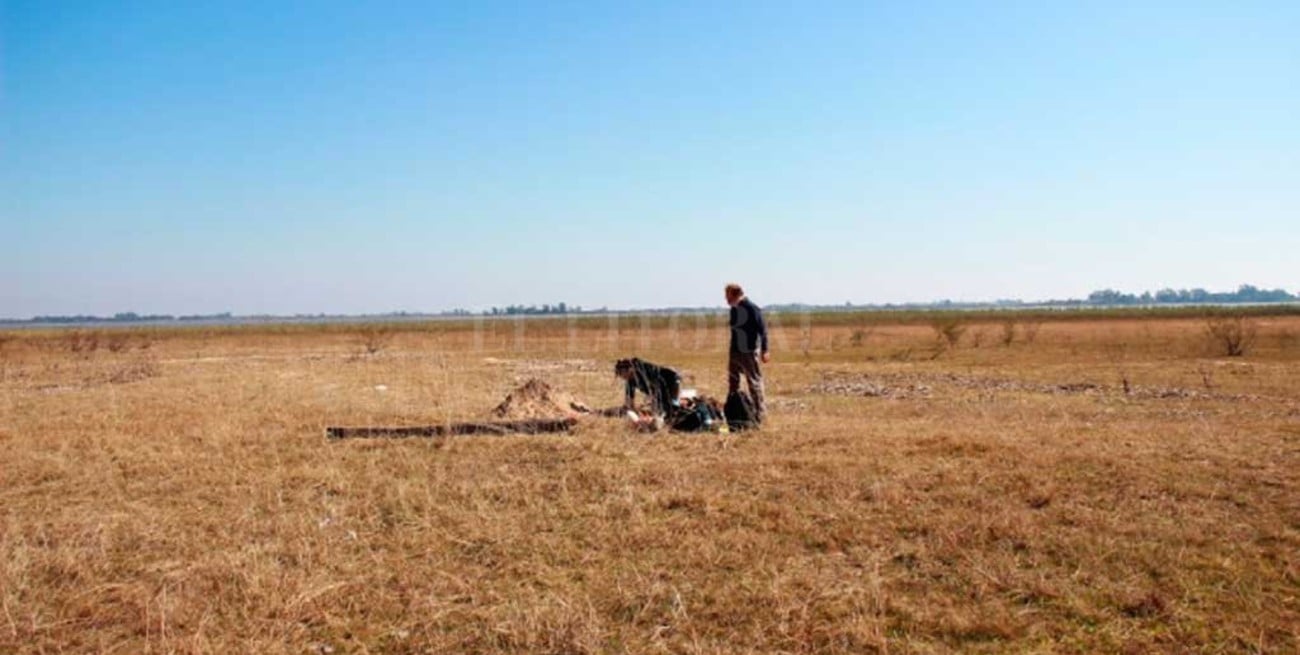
670,399,722,433
724,391,761,431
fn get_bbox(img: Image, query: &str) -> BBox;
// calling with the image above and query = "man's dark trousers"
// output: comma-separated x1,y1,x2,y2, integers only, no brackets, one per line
727,352,765,421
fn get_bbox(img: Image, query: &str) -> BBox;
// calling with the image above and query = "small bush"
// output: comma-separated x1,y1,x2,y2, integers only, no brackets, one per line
105,332,132,353
64,330,100,355
1022,320,1043,344
1204,314,1257,357
848,327,874,347
1105,343,1132,395
888,347,914,362
1000,319,1017,346
105,357,161,384
929,317,967,349
355,325,394,356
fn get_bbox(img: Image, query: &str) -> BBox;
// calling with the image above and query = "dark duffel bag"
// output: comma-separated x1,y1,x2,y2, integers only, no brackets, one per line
671,401,720,433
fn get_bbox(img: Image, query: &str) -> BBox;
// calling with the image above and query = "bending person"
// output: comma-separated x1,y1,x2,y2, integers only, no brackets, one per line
614,358,683,421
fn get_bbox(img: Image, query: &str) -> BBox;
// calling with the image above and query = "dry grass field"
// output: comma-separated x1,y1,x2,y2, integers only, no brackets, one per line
2,312,1298,654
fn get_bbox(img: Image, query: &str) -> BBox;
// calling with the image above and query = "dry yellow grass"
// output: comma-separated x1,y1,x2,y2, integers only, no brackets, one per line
1,314,1298,653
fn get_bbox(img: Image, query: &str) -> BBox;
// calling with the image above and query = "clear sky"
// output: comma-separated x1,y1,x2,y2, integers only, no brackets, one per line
3,1,1297,317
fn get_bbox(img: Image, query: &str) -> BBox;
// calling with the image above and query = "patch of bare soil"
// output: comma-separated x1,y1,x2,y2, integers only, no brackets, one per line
483,358,600,374
490,378,594,420
807,372,933,399
766,397,812,413
808,370,1270,403
103,358,161,385
30,357,161,392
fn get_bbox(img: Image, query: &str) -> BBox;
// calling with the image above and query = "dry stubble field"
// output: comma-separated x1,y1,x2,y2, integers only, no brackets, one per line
1,313,1298,654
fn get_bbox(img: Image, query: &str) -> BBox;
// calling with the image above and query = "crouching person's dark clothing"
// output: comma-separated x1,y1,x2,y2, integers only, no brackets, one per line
623,358,682,417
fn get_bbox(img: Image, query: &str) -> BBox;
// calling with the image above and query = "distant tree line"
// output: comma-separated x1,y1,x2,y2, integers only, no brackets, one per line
1085,285,1296,306
10,285,1297,325
26,312,220,324
485,303,582,316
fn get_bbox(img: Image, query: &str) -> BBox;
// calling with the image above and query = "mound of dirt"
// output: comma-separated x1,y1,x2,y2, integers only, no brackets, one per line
491,378,593,420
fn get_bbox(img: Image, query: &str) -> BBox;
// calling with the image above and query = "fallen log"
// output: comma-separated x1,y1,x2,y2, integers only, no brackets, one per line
325,417,578,440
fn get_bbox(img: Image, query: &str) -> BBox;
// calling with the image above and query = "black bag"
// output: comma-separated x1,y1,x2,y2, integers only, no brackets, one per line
670,401,720,433
724,391,761,430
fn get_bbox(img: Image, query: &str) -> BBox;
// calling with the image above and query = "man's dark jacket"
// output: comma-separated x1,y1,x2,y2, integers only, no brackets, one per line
729,297,769,355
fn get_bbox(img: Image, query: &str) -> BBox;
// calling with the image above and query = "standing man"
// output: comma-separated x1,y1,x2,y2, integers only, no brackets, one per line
725,283,769,422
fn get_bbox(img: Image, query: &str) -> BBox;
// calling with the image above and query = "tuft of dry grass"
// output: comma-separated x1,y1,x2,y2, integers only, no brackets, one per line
1,315,1298,653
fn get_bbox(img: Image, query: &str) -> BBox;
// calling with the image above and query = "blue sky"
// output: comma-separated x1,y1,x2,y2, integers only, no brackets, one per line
3,1,1297,317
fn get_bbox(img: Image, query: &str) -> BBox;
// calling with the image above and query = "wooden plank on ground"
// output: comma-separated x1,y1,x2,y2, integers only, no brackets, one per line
325,417,578,440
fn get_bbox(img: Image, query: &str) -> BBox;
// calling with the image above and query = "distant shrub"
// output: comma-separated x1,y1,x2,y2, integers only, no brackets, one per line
888,347,914,362
929,317,966,349
64,330,99,355
1022,320,1043,344
105,357,161,384
1106,343,1132,395
1000,319,1017,346
1204,313,1257,357
105,332,132,353
355,325,394,355
848,327,874,347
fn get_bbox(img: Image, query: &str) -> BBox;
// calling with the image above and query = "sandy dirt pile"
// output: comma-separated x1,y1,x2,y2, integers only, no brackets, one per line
490,378,594,419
